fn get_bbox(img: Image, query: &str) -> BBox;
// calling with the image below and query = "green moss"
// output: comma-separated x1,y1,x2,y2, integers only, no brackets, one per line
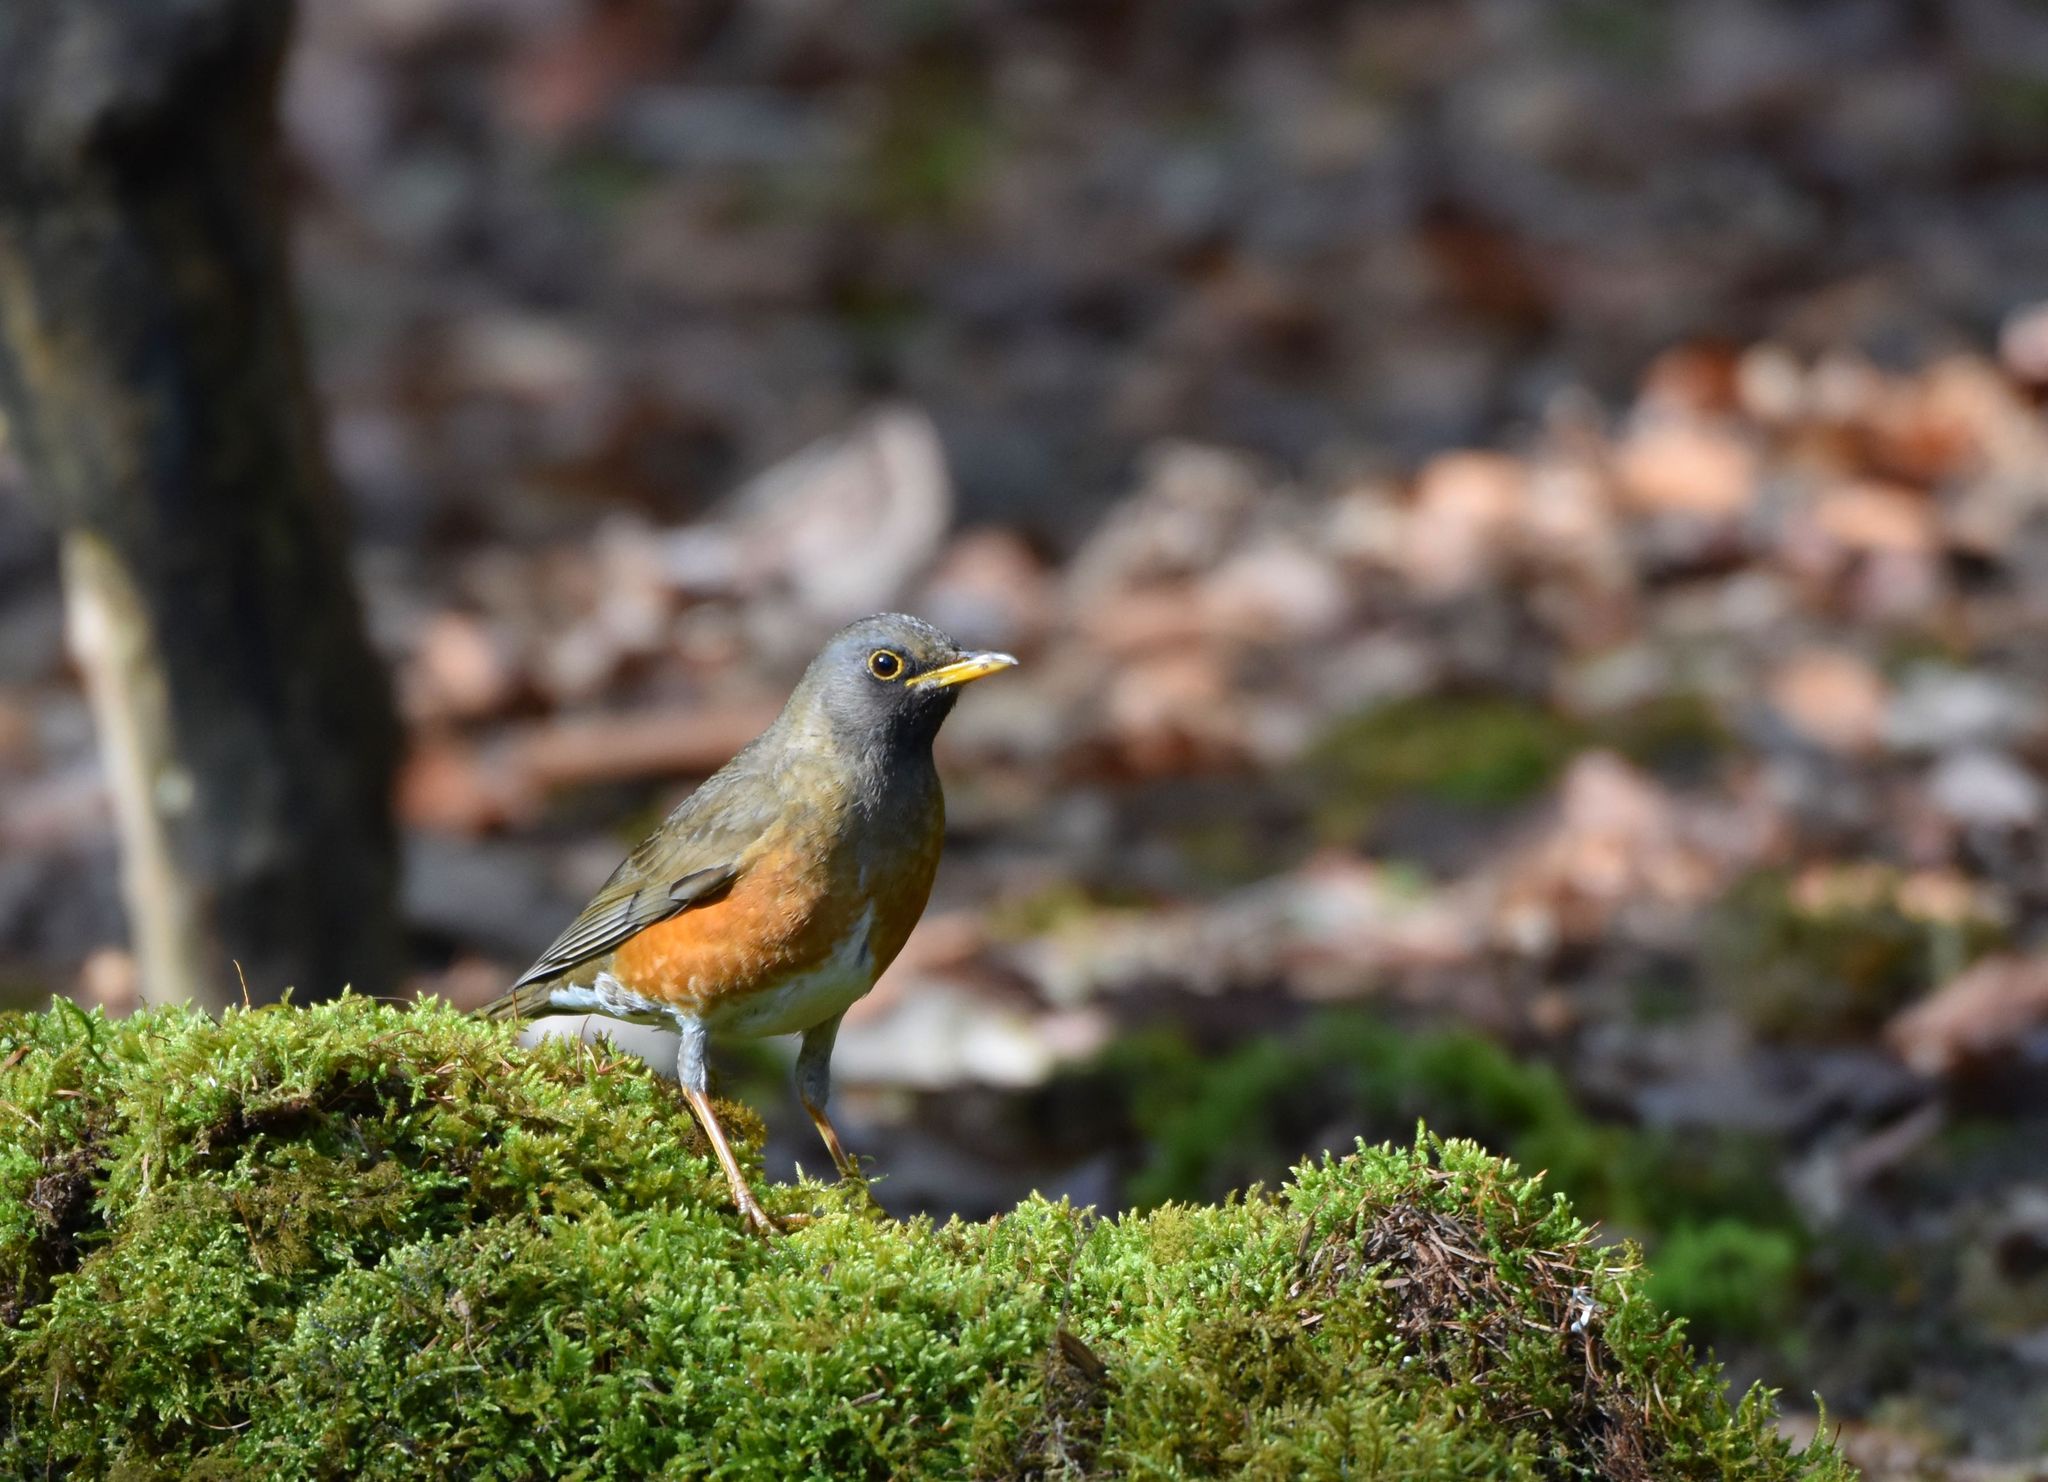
1110,1015,1617,1213
1594,691,1735,780
1302,695,1585,838
1977,72,2048,139
1554,0,1671,64
1707,868,2005,1038
1170,813,1293,889
1648,1220,1803,1341
0,998,1849,1479
862,58,996,224
985,880,1152,943
1103,1012,1810,1344
548,148,663,219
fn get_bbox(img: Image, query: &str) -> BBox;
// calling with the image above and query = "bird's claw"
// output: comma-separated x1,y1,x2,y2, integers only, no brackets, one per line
737,1198,786,1237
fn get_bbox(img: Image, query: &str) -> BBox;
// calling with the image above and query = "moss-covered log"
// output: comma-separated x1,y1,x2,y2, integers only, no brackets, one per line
0,999,1850,1479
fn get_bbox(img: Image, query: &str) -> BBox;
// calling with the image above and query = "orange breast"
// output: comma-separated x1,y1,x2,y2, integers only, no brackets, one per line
609,798,946,1022
612,840,851,1014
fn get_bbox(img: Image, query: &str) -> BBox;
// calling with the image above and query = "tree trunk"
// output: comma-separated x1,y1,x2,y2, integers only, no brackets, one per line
0,0,403,1008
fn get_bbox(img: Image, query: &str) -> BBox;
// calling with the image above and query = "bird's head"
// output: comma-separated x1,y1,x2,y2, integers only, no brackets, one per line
785,612,1017,760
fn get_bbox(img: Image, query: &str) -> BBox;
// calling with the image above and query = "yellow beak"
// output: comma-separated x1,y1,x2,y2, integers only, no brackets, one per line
908,650,1019,690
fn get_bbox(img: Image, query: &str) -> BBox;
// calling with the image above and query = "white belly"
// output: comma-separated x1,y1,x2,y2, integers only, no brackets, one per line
704,904,876,1039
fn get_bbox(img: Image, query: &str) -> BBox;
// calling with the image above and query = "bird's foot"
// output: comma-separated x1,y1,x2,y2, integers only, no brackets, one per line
735,1193,787,1237
824,1164,886,1220
803,1104,869,1187
735,1197,816,1234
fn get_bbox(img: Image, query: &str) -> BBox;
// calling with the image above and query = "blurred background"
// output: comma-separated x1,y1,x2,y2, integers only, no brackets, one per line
5,1,2048,1472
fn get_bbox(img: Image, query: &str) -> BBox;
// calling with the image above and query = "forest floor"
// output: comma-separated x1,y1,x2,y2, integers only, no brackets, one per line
6,3,2048,1473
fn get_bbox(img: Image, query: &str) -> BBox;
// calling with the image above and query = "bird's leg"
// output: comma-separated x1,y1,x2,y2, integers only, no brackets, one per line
672,1015,781,1235
796,1012,862,1182
683,1084,782,1236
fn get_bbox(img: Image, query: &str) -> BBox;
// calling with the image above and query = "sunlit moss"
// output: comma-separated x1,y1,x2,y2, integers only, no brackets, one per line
1302,694,1586,839
0,998,1848,1479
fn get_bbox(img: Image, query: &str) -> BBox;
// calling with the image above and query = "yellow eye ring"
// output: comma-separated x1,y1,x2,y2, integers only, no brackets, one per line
866,649,905,681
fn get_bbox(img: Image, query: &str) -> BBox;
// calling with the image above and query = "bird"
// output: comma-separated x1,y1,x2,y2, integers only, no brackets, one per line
480,613,1016,1233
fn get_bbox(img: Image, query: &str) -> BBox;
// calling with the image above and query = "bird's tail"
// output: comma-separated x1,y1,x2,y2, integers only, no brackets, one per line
474,979,555,1022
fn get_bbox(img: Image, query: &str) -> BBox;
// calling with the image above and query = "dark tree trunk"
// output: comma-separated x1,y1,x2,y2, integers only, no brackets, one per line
0,0,403,1007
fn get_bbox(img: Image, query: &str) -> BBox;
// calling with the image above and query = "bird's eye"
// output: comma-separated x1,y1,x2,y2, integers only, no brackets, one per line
866,649,904,681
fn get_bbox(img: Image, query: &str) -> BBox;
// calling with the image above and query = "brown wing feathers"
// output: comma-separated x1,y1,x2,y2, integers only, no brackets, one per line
510,861,740,991
476,861,741,1021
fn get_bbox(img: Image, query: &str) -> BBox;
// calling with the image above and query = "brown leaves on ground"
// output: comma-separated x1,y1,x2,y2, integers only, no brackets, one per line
1887,955,2048,1079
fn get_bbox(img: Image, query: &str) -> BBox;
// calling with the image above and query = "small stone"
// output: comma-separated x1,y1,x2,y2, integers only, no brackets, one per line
1927,749,2043,830
1886,666,2045,754
1203,539,1351,641
2000,301,2048,384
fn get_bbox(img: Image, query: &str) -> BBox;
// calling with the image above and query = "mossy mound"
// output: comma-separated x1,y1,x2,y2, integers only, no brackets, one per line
1103,1011,1809,1344
0,998,1850,1479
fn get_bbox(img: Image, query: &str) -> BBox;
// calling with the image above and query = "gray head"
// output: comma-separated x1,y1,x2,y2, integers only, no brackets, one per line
779,613,1017,760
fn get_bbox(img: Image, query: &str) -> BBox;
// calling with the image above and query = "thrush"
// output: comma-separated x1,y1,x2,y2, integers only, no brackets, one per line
481,613,1016,1232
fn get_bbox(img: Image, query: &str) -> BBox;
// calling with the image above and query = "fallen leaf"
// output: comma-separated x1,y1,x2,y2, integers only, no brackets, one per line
1614,418,1756,516
1768,649,1889,754
1888,955,2048,1077
1402,451,1525,595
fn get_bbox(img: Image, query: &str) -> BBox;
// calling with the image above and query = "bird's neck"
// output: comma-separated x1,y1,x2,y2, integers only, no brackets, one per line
768,710,939,821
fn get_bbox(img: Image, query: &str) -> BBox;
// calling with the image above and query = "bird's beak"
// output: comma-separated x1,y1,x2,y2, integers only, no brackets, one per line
908,650,1019,690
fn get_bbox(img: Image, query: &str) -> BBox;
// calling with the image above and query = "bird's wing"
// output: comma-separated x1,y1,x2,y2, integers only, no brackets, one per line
478,766,776,1019
515,858,739,990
